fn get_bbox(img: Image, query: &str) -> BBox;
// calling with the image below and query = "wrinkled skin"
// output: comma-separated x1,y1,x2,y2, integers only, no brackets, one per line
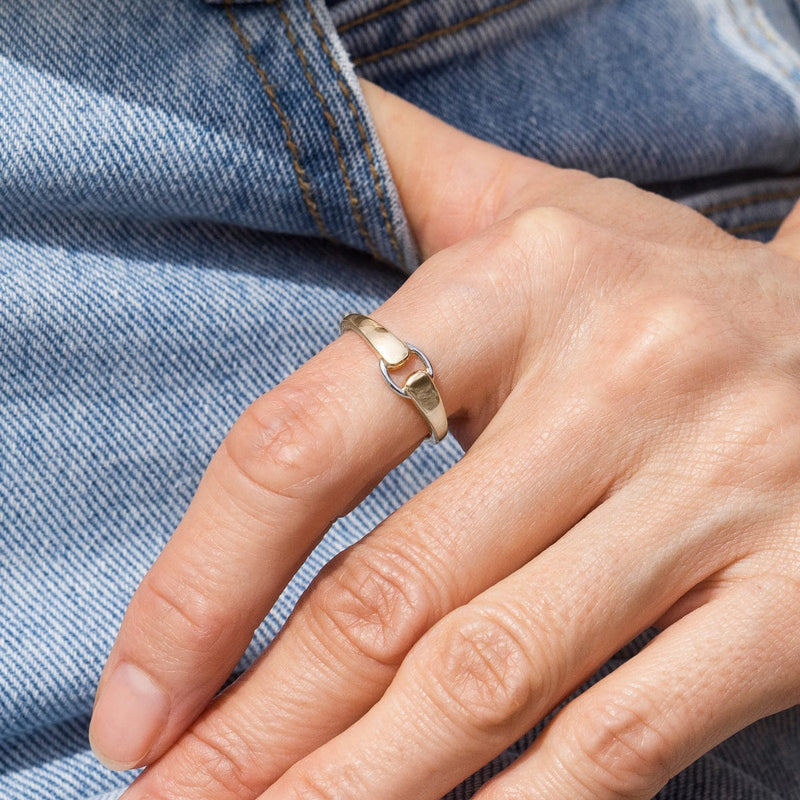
90,82,800,800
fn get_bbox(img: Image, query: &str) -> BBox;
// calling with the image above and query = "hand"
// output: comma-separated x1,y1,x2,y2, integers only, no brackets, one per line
90,82,800,799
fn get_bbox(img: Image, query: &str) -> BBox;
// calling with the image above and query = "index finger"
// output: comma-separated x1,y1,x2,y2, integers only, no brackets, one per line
88,233,525,771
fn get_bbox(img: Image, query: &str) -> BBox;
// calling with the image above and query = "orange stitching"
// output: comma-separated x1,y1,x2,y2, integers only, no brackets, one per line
304,0,406,266
352,0,533,66
727,216,785,235
337,0,420,34
274,0,381,260
725,0,794,80
225,0,329,239
698,187,800,216
746,0,800,76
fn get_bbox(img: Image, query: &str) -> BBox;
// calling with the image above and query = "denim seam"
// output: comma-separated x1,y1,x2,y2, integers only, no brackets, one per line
274,0,381,260
698,187,800,215
337,0,420,34
727,216,785,235
748,0,800,76
224,0,330,238
725,0,800,84
303,0,406,266
351,0,534,66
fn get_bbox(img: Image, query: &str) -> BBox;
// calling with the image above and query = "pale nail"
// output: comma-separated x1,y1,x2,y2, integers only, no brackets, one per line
89,662,169,770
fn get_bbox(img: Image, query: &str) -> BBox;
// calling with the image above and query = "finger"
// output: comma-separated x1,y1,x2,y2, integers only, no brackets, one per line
253,473,742,800
360,80,730,258
768,198,800,259
88,224,531,770
475,582,798,800
119,329,629,799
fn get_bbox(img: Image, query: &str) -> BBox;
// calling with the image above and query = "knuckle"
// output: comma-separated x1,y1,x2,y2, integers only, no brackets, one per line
421,608,538,735
601,292,725,405
176,723,262,799
568,691,672,796
135,568,231,653
503,205,585,265
307,547,436,669
492,206,591,317
224,377,342,503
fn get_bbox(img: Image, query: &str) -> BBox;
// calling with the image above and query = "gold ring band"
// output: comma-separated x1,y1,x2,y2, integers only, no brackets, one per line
340,313,448,444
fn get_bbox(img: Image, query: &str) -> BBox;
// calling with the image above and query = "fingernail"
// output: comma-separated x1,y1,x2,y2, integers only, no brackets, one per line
89,662,169,770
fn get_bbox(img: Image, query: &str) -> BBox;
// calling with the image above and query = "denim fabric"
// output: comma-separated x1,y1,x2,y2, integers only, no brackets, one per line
333,0,800,192
0,0,415,266
1,1,799,799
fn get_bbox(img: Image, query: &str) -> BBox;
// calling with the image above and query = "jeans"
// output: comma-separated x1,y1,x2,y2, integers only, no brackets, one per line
0,1,798,797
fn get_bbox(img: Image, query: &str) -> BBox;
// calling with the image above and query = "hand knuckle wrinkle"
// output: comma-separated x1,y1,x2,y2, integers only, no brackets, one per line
137,571,227,652
226,381,339,502
571,693,673,794
180,725,261,799
310,550,433,669
427,613,536,734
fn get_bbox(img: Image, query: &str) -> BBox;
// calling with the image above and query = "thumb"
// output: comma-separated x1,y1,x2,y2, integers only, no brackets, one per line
769,198,800,260
360,79,552,260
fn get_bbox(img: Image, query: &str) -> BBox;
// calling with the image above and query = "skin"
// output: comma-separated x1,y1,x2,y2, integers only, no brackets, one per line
89,81,800,799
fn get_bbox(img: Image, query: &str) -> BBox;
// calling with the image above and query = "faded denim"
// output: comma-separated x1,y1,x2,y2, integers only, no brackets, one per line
1,1,799,798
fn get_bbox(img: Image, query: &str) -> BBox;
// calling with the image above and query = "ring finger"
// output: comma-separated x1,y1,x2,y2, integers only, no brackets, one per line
89,214,560,770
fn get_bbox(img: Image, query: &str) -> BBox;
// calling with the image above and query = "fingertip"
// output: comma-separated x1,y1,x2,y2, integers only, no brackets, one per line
89,735,133,773
89,661,170,771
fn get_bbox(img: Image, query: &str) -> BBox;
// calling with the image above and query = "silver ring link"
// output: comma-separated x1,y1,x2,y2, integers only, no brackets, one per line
379,344,434,397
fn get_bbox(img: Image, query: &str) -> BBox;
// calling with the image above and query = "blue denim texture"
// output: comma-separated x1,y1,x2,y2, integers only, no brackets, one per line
1,1,799,798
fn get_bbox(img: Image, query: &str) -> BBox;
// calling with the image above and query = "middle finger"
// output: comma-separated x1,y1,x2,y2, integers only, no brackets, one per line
254,464,727,800
123,362,632,799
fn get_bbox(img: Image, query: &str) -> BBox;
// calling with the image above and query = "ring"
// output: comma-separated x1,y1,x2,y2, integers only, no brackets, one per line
340,313,448,444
